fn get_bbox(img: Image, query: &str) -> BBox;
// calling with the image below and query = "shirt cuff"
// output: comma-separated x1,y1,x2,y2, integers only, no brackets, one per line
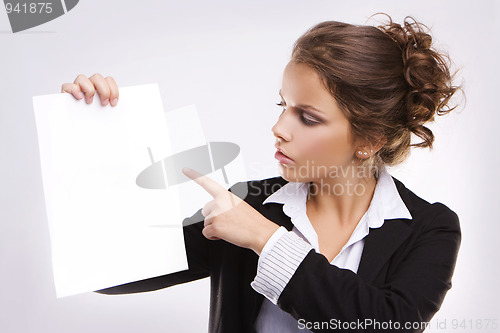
250,229,313,305
259,226,288,263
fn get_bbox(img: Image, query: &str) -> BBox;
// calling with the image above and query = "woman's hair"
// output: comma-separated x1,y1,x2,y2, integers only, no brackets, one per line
291,14,461,172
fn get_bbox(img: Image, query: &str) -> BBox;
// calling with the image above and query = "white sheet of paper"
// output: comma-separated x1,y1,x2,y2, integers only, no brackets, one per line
33,84,188,297
165,105,248,220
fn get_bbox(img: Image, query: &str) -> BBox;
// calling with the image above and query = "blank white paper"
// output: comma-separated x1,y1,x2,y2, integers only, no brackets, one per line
165,105,248,220
33,84,188,297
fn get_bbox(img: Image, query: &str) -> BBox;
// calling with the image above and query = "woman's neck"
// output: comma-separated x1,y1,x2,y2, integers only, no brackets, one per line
306,164,377,227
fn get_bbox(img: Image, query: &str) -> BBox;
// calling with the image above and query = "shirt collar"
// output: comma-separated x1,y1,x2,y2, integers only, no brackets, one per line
262,165,413,228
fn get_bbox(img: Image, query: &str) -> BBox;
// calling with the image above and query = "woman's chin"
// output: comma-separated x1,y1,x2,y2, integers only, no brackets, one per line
277,163,304,183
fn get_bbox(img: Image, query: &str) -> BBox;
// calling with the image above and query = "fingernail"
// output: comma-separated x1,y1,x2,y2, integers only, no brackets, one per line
110,98,118,106
102,99,109,106
182,167,191,174
88,96,93,104
77,92,84,100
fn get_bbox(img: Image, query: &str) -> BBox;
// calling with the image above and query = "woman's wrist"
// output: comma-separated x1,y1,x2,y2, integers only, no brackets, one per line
252,219,280,256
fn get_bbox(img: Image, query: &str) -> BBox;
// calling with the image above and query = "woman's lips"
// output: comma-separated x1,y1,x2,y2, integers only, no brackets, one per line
274,149,296,165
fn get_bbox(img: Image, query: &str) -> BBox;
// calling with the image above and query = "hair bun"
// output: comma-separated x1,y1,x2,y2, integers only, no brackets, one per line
378,16,460,148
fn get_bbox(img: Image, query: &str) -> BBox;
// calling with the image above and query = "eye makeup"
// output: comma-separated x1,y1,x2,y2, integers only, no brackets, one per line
276,100,324,126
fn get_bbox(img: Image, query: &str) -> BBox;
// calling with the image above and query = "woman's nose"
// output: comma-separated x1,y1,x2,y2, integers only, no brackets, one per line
271,112,293,143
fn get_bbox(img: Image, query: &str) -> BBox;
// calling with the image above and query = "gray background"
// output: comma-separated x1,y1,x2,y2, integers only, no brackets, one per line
1,0,499,332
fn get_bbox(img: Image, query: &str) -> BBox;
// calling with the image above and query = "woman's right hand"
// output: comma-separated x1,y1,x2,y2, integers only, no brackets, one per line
61,73,119,107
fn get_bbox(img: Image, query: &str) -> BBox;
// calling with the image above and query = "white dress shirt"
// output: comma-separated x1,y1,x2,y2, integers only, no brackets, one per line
251,166,413,332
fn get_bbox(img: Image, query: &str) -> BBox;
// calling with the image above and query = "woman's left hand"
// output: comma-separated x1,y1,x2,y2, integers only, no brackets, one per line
182,167,279,255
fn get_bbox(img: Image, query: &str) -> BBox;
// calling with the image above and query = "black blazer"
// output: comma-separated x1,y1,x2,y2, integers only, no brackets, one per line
98,176,461,332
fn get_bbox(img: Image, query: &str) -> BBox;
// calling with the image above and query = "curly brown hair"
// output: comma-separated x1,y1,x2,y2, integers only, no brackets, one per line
291,14,461,172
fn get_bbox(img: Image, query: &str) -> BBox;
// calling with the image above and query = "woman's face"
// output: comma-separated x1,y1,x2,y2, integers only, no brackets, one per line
272,61,361,183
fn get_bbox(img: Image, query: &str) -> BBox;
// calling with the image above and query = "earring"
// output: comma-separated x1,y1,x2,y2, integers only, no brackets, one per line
358,151,367,156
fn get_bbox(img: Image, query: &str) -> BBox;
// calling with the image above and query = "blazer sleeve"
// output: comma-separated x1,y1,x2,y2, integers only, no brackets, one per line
277,203,461,332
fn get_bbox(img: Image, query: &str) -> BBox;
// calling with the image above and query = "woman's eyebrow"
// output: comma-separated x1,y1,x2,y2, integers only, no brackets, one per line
278,90,325,115
278,89,326,115
296,104,325,115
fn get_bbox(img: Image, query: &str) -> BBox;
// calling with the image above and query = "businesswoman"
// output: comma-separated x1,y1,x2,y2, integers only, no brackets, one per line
61,15,461,332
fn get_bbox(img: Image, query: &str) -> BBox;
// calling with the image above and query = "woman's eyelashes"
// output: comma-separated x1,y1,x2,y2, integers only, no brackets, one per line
276,101,321,126
276,101,286,114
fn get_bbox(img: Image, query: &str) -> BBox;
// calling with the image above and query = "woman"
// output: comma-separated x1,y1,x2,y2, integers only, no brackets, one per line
61,15,461,332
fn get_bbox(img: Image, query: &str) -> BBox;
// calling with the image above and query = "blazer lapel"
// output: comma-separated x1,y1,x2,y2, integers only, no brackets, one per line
356,219,412,283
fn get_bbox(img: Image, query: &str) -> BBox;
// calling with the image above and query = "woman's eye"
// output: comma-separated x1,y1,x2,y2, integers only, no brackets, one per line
300,112,321,126
276,102,320,126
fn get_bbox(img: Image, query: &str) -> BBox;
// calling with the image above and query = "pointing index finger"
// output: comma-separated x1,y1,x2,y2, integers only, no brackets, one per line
182,167,225,198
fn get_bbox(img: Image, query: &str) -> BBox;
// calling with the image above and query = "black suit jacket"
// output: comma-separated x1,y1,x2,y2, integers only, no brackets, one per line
98,176,461,332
